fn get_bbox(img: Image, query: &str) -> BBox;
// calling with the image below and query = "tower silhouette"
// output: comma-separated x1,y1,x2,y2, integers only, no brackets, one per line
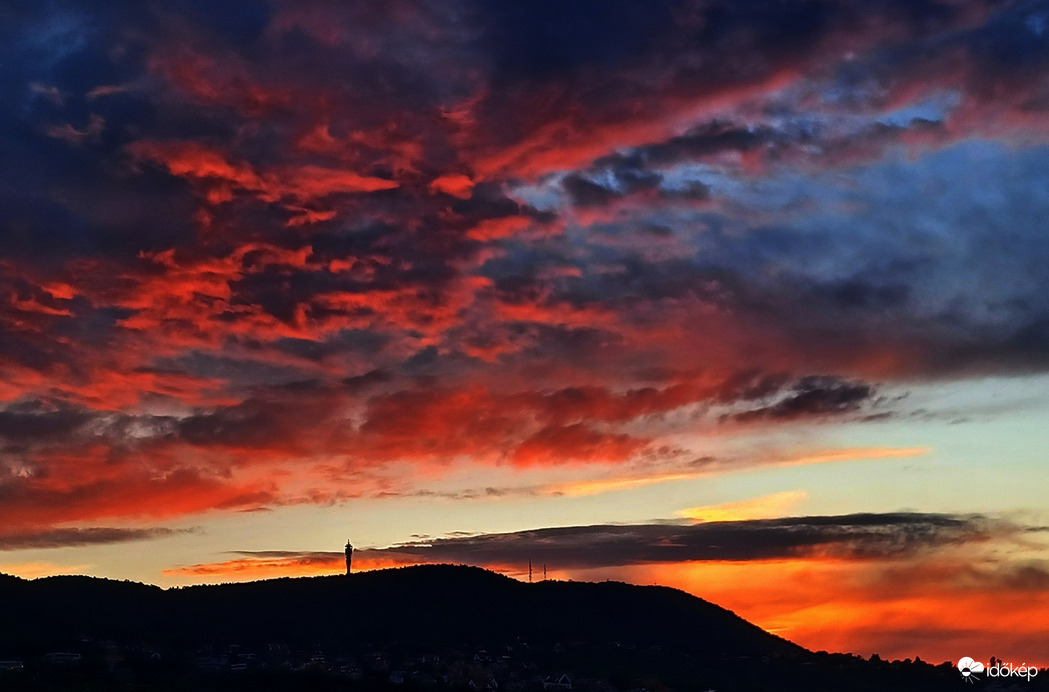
344,540,353,575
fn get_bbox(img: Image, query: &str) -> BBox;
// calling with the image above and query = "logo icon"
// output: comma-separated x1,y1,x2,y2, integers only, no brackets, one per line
958,657,985,683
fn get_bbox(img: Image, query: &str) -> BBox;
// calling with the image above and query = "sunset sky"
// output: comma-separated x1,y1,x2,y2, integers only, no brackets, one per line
2,0,1049,667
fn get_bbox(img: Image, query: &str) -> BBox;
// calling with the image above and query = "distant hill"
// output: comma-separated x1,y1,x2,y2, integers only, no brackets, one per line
0,565,791,654
0,565,1039,691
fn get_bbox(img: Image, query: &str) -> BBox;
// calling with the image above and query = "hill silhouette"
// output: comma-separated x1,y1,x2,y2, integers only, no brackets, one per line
2,565,792,654
0,565,1041,691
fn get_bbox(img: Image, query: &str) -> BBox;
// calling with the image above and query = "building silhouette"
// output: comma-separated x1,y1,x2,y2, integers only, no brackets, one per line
345,540,353,575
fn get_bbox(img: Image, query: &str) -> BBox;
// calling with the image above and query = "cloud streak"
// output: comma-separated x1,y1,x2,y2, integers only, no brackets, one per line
370,512,1022,568
0,527,189,551
166,511,1032,578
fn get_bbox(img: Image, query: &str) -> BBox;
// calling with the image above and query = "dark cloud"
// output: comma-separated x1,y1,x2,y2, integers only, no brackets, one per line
596,121,774,170
561,174,622,208
175,0,272,47
715,371,793,403
726,376,877,423
561,167,664,207
173,385,349,452
0,526,188,551
991,562,1049,591
349,512,1023,569
479,0,678,81
814,280,911,311
957,1,1049,91
0,402,93,443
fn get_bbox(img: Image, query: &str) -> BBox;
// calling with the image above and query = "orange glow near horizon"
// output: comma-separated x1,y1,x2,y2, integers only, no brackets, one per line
0,561,91,579
613,559,1049,668
155,543,1049,668
161,553,429,581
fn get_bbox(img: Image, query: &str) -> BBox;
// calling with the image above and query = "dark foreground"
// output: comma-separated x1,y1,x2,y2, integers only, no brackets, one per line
0,565,1044,691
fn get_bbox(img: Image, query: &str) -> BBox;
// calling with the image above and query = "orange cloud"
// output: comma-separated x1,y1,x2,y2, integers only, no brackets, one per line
162,551,424,581
541,447,928,498
163,555,343,580
678,490,810,523
544,472,702,498
781,446,931,467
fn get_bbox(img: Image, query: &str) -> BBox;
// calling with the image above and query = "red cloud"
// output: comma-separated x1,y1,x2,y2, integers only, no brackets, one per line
0,465,276,530
6,0,1047,553
351,379,716,467
128,141,398,214
468,68,800,180
430,174,475,199
511,424,649,466
465,216,534,241
149,48,290,115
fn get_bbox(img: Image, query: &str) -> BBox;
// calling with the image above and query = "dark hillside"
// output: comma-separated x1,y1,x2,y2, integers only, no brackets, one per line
0,565,794,659
1,565,1043,691
159,565,796,656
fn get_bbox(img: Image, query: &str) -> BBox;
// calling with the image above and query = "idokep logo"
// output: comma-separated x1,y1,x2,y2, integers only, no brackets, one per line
958,657,1040,683
958,657,984,683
